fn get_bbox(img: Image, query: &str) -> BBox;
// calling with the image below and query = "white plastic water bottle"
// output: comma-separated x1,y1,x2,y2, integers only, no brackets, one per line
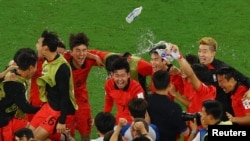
125,6,143,23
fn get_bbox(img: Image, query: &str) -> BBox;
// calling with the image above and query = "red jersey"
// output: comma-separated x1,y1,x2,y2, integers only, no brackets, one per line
231,85,248,117
64,51,97,105
104,78,144,124
183,79,216,113
89,50,152,76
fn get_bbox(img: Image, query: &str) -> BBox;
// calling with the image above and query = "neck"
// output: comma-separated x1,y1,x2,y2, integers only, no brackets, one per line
46,52,58,61
155,89,167,95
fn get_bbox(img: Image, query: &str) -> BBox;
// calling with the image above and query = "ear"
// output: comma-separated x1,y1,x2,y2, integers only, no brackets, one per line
212,50,216,58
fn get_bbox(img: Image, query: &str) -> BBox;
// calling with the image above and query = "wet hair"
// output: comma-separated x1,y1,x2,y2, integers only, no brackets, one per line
152,70,170,90
198,37,218,51
69,32,89,50
14,128,34,140
111,57,130,73
202,100,223,120
149,43,166,55
41,30,59,52
128,98,148,118
94,112,116,135
185,54,200,65
13,48,37,70
191,63,213,85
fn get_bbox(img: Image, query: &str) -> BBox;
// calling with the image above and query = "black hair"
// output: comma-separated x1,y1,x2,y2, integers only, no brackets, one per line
105,54,121,73
14,128,34,140
41,30,59,52
69,32,89,50
216,67,236,81
152,70,170,90
128,98,148,118
94,112,116,135
111,57,130,73
202,100,223,120
13,48,37,70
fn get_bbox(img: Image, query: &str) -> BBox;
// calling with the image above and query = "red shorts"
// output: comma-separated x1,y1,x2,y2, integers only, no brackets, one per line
49,114,75,141
75,103,92,135
0,117,28,141
30,103,60,134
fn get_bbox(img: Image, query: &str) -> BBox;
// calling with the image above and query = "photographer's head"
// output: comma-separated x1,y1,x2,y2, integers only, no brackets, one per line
201,100,223,125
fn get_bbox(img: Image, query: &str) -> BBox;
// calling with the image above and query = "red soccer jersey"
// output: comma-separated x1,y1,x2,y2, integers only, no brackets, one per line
104,78,144,124
231,85,248,117
88,49,111,61
64,51,97,105
183,79,216,113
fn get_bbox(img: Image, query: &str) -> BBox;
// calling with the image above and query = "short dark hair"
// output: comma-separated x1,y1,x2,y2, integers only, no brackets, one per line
128,98,148,118
41,30,59,52
69,32,89,50
202,100,223,120
216,67,236,81
13,48,37,70
111,57,130,73
105,54,121,73
152,70,170,90
94,112,116,135
14,128,34,140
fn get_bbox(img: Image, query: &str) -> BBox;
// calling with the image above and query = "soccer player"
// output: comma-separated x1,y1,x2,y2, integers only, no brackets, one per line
149,42,184,98
197,37,250,120
29,30,77,140
88,50,152,96
0,48,40,140
216,67,250,125
169,43,216,113
63,32,103,141
103,57,145,124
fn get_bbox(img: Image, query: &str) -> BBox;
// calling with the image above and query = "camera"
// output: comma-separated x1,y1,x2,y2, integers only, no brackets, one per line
181,112,201,126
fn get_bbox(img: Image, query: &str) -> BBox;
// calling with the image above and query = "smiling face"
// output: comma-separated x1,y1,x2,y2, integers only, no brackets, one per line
217,74,236,93
112,69,130,89
150,53,168,72
198,44,216,65
70,44,87,68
